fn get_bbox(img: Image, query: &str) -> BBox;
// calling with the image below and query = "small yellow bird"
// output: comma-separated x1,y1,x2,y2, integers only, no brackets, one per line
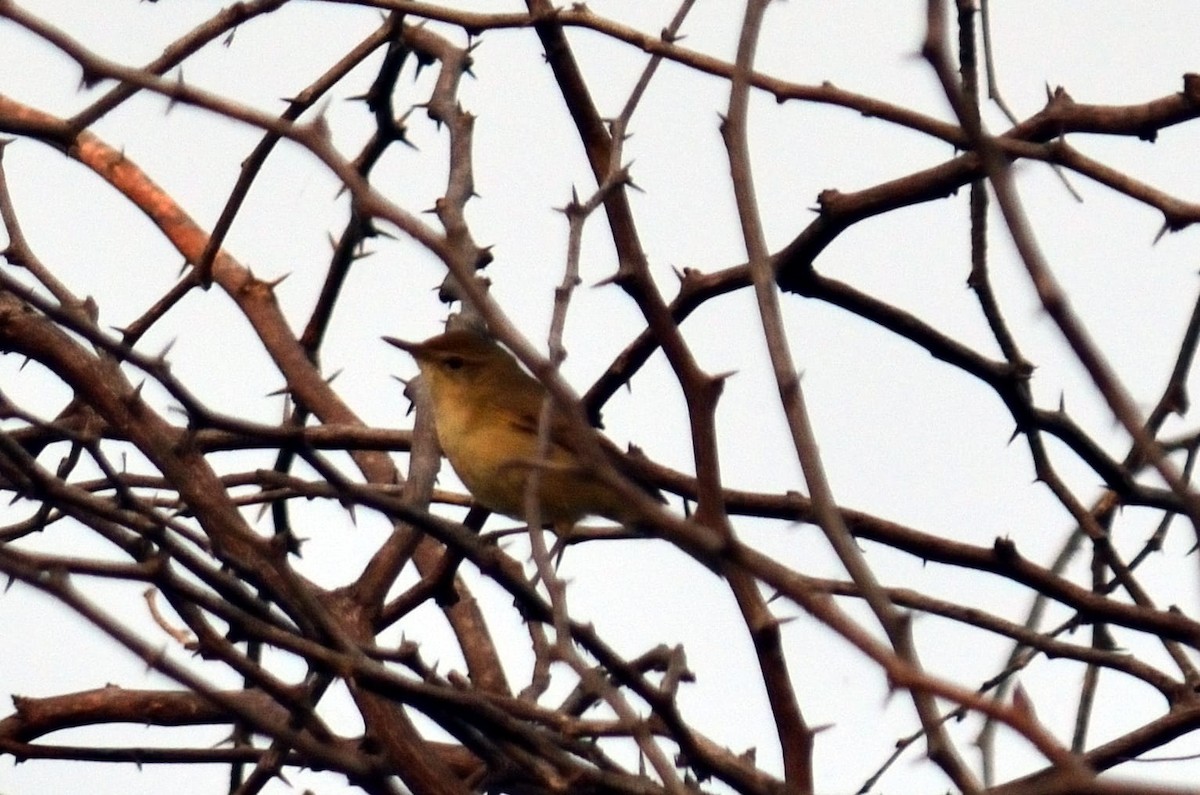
385,329,661,530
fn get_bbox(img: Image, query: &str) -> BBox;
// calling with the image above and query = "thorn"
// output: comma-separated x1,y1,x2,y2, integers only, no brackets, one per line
78,66,104,91
81,296,100,323
1012,682,1037,722
1153,221,1171,245
309,113,332,143
475,245,494,268
660,28,686,44
156,337,177,363
165,69,186,113
264,272,291,289
126,381,146,407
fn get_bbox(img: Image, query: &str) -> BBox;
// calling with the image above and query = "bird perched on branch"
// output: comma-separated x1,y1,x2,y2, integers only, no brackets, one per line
385,329,662,532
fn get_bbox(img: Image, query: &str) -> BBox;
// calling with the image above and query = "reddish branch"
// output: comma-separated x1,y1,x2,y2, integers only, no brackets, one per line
3,2,1200,795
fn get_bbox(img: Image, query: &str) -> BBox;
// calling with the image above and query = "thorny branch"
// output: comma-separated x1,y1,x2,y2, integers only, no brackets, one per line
3,2,1200,794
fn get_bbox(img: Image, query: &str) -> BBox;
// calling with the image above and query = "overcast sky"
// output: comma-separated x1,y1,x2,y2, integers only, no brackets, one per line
4,2,1200,793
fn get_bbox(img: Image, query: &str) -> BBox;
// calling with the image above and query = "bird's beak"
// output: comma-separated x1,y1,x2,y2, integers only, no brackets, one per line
383,336,422,358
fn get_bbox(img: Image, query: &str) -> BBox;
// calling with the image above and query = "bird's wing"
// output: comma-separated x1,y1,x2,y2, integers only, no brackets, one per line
496,374,664,504
510,401,664,503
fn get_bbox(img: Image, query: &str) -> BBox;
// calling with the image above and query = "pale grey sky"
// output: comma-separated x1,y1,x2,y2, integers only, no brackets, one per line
4,2,1200,793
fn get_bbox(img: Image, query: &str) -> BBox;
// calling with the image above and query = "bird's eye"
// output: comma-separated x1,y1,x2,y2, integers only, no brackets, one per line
444,356,465,371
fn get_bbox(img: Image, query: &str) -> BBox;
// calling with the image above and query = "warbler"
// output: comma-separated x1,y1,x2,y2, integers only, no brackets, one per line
385,329,661,530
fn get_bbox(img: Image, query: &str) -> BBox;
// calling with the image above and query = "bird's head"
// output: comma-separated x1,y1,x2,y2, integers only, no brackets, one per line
384,330,523,399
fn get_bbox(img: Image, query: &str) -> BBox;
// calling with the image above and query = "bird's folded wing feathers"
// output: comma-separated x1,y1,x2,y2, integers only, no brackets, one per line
501,399,664,504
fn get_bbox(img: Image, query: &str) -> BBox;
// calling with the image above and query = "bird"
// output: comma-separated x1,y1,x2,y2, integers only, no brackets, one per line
384,329,662,532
